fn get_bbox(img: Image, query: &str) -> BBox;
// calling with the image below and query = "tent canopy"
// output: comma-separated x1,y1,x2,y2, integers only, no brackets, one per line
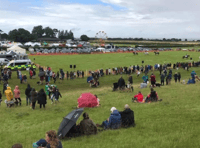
7,45,26,54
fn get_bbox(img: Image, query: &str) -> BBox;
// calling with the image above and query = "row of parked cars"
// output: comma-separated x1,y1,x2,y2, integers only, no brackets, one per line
29,47,172,54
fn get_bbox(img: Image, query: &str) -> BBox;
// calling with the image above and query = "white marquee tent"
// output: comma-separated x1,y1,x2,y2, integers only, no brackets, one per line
7,45,26,54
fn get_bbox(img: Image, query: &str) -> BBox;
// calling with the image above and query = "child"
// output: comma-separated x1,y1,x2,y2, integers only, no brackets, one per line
54,89,62,104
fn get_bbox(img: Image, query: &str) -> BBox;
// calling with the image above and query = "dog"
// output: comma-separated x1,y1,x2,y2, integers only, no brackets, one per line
149,83,161,88
155,83,161,87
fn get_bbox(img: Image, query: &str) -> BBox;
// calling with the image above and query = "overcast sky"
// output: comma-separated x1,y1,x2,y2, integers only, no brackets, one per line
0,0,200,39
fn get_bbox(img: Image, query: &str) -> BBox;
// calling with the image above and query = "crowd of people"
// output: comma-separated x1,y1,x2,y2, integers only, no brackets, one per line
1,58,200,147
4,82,62,109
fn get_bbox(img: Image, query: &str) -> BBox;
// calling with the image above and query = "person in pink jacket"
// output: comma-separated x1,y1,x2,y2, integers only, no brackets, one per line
14,85,21,106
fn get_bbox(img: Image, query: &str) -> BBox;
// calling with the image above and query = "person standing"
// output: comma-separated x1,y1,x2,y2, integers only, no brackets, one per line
38,89,47,109
52,72,56,83
150,73,156,87
66,71,69,80
14,85,21,106
5,86,14,107
29,69,33,79
54,89,62,103
174,72,178,83
82,71,84,78
25,84,32,106
160,72,165,86
31,88,38,110
177,72,181,82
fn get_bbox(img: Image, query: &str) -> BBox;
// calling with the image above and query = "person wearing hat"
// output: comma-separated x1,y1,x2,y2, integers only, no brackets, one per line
33,139,47,148
5,86,14,107
119,104,135,127
79,112,97,135
97,107,121,129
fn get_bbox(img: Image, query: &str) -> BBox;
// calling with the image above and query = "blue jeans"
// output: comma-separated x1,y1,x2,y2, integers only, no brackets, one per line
26,96,31,105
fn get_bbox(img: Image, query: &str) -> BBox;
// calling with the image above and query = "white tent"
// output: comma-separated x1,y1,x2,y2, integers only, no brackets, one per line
7,45,26,54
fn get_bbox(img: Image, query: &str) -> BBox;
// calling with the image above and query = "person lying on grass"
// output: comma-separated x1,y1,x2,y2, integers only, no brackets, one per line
132,91,144,103
119,104,135,128
97,107,121,130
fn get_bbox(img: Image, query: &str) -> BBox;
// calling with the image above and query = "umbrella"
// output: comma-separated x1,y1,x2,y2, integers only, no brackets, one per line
87,76,93,83
57,108,84,139
78,93,98,108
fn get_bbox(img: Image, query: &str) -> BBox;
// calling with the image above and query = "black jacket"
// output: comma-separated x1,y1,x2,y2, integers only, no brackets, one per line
55,91,62,99
25,85,32,97
37,91,47,104
128,76,133,84
120,109,135,127
118,77,125,87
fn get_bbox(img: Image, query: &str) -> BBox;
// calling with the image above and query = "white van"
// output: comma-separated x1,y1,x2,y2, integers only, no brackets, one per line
0,58,10,65
4,59,34,70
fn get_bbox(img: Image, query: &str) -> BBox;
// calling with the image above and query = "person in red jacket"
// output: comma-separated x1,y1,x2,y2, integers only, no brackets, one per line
132,91,144,103
29,69,33,79
150,73,156,87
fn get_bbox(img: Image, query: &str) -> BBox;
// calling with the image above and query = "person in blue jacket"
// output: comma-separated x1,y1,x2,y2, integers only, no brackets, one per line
98,107,121,129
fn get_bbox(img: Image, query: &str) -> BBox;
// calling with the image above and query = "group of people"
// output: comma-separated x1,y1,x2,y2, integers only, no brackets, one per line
38,66,85,85
133,88,162,103
67,104,135,138
4,83,62,109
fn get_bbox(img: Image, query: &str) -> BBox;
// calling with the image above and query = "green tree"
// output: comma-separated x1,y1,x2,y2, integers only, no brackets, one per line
8,28,32,42
44,27,54,37
32,25,44,39
1,33,8,40
80,35,90,41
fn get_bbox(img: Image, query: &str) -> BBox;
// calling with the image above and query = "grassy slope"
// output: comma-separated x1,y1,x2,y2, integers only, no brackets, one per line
0,51,200,148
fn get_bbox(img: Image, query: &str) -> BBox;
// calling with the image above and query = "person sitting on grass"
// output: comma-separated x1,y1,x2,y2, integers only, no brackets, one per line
132,91,144,103
79,112,97,136
119,104,135,128
45,130,63,148
145,88,162,103
97,107,121,130
12,143,23,148
33,139,47,148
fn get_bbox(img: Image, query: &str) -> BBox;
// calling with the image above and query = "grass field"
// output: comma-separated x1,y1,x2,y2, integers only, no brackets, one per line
1,51,200,148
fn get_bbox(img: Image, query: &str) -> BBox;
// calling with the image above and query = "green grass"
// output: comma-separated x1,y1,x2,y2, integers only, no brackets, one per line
29,51,200,72
1,51,200,148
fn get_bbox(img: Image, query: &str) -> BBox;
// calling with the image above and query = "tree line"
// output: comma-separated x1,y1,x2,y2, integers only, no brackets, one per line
0,25,75,42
